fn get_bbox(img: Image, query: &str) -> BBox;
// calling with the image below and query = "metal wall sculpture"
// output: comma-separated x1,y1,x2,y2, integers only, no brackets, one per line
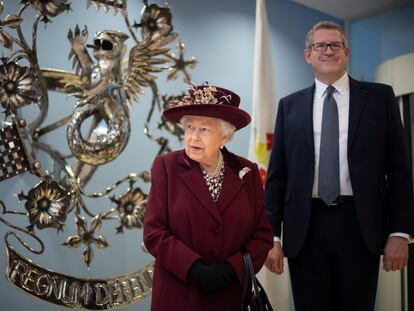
0,0,195,309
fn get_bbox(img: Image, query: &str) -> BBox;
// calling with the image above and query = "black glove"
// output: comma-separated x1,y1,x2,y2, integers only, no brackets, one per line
188,261,237,294
210,262,238,283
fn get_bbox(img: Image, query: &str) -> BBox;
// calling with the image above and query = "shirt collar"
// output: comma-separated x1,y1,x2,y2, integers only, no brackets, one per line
315,72,349,99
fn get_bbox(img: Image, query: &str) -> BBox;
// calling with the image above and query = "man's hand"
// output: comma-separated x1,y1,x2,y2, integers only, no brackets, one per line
265,242,285,275
383,236,409,271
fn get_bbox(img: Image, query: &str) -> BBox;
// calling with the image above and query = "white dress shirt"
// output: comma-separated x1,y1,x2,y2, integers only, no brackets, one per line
312,73,352,197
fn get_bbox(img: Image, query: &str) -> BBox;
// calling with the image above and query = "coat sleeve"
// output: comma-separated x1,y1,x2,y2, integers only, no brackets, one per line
227,164,274,282
143,156,201,281
385,86,414,235
264,99,286,238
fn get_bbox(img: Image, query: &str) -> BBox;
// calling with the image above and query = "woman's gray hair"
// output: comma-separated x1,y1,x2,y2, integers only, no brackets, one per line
179,116,236,142
305,21,348,49
217,119,236,142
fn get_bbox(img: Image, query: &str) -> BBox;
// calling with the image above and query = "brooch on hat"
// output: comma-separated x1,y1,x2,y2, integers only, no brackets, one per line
168,83,232,108
239,167,251,180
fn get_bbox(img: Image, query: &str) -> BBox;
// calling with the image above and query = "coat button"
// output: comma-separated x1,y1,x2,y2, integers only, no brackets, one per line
209,227,220,236
209,249,218,257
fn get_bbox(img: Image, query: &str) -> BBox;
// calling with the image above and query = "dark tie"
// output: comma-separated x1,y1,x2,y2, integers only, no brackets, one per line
318,85,340,205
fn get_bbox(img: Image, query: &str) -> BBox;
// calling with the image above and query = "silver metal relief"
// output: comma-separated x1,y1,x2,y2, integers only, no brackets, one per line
0,0,196,308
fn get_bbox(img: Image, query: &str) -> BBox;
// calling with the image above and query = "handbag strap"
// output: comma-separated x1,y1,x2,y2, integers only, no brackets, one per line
241,251,262,308
241,251,250,306
244,251,261,295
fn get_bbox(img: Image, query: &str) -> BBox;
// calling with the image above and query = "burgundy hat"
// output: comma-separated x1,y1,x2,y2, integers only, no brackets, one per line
163,84,251,130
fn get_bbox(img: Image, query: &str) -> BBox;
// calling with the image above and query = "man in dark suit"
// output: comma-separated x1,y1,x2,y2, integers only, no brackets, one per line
264,20,414,311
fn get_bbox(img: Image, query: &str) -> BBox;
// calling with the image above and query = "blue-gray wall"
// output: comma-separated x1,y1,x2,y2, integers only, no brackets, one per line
348,4,414,82
0,1,413,310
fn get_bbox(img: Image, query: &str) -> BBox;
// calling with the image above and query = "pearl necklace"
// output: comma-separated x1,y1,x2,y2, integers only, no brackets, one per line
200,151,225,202
201,151,223,178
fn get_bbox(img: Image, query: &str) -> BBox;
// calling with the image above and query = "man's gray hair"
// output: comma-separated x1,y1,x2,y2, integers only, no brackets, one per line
305,21,348,49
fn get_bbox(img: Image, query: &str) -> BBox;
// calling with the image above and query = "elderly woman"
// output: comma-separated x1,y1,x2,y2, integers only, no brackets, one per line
143,84,273,311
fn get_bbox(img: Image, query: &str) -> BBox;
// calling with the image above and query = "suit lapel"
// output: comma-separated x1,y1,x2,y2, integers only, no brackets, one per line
303,85,316,155
348,77,367,151
178,151,220,222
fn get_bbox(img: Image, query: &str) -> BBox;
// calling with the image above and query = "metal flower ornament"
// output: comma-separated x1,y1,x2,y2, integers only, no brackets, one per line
136,2,173,38
19,176,71,232
0,0,197,309
111,187,147,233
0,59,39,114
63,213,109,267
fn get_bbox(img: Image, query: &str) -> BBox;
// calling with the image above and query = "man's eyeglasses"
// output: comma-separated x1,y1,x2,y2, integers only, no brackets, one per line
310,41,346,52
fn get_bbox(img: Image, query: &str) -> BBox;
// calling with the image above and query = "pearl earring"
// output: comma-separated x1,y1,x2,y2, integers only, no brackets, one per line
220,145,224,149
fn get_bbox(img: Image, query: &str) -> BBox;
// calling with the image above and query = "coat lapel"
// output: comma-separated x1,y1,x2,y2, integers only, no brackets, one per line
216,165,243,213
177,151,220,222
177,148,246,218
348,77,367,151
216,148,245,213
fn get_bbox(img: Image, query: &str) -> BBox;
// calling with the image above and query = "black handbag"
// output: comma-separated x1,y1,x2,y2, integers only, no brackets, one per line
241,251,274,311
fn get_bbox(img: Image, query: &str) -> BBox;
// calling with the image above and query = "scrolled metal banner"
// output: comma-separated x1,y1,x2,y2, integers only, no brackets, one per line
6,245,154,310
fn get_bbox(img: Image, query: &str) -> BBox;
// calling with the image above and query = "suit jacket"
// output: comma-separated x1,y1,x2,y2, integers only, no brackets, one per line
265,76,414,257
144,148,273,311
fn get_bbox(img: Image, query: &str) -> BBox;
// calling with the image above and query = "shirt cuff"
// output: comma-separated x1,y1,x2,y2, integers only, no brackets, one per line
273,236,281,243
389,232,414,243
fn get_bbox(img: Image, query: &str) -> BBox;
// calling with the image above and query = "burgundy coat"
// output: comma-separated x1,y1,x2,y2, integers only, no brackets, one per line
143,148,273,311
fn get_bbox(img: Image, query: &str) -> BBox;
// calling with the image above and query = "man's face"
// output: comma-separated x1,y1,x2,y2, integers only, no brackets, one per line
304,28,349,84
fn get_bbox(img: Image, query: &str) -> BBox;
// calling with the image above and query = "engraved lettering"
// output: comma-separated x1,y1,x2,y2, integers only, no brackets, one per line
95,283,110,306
49,275,64,300
8,260,28,285
60,278,73,304
120,279,133,303
108,280,124,306
35,273,51,296
5,246,155,309
22,268,39,292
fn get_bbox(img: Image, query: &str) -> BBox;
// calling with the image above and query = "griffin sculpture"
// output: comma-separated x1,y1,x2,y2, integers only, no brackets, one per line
66,25,177,165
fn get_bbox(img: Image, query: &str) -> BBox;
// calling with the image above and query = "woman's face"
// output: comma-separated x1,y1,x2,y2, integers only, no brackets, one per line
183,116,228,168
